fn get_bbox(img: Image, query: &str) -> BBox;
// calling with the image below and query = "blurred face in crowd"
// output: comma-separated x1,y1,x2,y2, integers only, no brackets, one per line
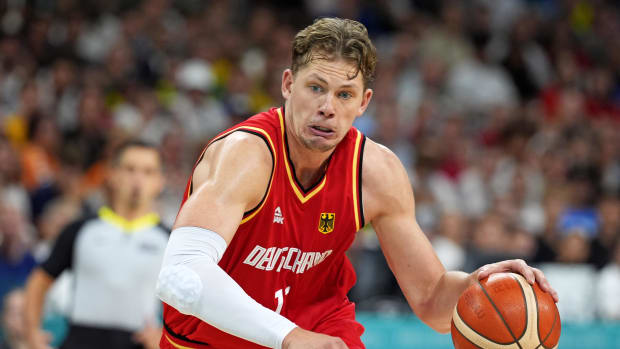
472,215,508,252
599,198,619,235
38,200,79,241
437,213,465,244
109,146,164,210
2,289,25,340
556,231,590,263
282,57,372,153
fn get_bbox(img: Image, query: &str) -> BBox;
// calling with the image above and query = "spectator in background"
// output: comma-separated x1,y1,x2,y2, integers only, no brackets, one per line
557,164,601,240
447,2,518,112
20,116,62,220
61,86,109,173
3,81,41,148
464,213,512,271
540,228,597,322
590,196,620,269
0,289,27,349
0,137,29,218
0,201,35,304
432,212,467,271
597,240,620,320
171,58,229,143
32,198,81,263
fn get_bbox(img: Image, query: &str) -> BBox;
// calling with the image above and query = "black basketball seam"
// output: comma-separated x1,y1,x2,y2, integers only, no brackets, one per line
454,307,509,345
509,274,530,341
533,281,542,349
477,280,524,349
452,313,485,349
536,308,559,349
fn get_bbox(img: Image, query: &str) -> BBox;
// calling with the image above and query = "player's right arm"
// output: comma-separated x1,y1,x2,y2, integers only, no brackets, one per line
156,132,344,349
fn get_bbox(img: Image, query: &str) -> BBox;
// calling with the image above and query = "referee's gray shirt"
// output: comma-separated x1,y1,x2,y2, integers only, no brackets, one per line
41,206,169,332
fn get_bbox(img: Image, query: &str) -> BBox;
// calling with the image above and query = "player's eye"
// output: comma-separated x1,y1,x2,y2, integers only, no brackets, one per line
310,85,323,93
338,91,352,100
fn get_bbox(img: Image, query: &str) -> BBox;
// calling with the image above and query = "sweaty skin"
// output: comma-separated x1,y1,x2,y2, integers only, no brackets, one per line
173,57,558,349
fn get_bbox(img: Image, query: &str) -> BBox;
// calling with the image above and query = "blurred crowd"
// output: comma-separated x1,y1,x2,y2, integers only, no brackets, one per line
0,0,619,346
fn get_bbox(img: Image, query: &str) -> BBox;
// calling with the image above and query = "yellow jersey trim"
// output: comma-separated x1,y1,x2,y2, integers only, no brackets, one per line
186,125,277,225
352,130,362,232
98,206,160,233
277,108,327,204
164,334,196,349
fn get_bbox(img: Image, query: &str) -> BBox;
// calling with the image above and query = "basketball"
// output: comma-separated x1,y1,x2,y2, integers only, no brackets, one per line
451,272,561,349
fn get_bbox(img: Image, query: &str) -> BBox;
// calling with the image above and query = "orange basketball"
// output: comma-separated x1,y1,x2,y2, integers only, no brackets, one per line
451,272,561,349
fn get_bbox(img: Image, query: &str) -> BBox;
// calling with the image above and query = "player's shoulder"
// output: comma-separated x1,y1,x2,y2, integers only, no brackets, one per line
192,130,273,197
361,139,413,218
361,138,408,185
206,131,273,163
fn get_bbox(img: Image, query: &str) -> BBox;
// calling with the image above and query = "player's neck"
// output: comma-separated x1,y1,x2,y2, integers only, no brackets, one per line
286,130,333,189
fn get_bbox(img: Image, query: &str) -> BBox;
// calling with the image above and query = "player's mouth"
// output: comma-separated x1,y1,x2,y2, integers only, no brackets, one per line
309,125,334,138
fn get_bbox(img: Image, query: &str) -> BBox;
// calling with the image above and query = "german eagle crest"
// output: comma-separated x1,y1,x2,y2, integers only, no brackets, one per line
318,213,335,234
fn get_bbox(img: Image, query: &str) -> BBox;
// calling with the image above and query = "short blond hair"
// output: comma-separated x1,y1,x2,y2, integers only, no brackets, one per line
291,18,377,88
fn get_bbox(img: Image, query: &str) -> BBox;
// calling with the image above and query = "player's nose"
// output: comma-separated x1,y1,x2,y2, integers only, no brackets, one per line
318,94,335,118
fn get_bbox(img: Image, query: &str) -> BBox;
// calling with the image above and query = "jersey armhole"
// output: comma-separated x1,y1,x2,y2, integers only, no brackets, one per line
357,135,366,228
188,129,276,220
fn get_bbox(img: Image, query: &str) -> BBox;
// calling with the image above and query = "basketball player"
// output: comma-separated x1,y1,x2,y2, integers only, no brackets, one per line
156,18,558,349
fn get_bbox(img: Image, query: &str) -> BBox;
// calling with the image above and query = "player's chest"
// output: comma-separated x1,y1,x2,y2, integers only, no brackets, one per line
257,186,355,245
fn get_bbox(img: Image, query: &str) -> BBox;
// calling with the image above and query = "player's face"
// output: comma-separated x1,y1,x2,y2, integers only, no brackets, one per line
282,57,373,152
109,147,164,209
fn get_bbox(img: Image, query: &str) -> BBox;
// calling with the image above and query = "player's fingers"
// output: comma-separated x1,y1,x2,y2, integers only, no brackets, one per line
511,259,535,284
532,267,548,289
476,265,490,280
477,259,514,280
477,264,501,279
549,288,559,303
532,268,559,302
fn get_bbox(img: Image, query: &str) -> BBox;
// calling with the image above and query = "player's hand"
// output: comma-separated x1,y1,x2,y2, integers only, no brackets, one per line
282,327,348,349
26,328,53,349
475,259,559,302
132,323,162,349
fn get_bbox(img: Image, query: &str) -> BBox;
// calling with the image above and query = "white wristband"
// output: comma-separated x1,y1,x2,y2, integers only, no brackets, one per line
156,226,297,349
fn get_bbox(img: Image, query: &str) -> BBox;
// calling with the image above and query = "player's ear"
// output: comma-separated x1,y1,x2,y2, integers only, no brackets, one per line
357,88,373,116
281,69,294,100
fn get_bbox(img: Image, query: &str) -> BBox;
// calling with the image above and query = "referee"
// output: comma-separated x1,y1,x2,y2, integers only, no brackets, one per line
24,141,169,349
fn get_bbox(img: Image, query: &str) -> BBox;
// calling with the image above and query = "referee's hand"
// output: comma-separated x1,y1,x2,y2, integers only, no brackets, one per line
26,329,52,349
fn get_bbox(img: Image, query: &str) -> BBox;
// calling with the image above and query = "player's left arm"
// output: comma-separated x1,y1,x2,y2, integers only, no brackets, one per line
362,140,557,334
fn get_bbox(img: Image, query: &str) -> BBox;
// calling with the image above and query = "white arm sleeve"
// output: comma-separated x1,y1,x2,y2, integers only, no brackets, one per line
156,226,297,349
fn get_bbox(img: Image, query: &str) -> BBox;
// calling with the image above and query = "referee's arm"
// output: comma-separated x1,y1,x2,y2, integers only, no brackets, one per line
24,219,83,349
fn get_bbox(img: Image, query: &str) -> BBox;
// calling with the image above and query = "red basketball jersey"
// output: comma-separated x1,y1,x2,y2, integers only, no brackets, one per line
162,107,366,349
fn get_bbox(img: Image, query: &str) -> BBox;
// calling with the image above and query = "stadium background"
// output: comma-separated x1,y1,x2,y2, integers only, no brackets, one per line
0,0,618,348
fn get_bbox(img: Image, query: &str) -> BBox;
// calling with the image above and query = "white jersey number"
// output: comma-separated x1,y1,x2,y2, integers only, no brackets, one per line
274,286,291,314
